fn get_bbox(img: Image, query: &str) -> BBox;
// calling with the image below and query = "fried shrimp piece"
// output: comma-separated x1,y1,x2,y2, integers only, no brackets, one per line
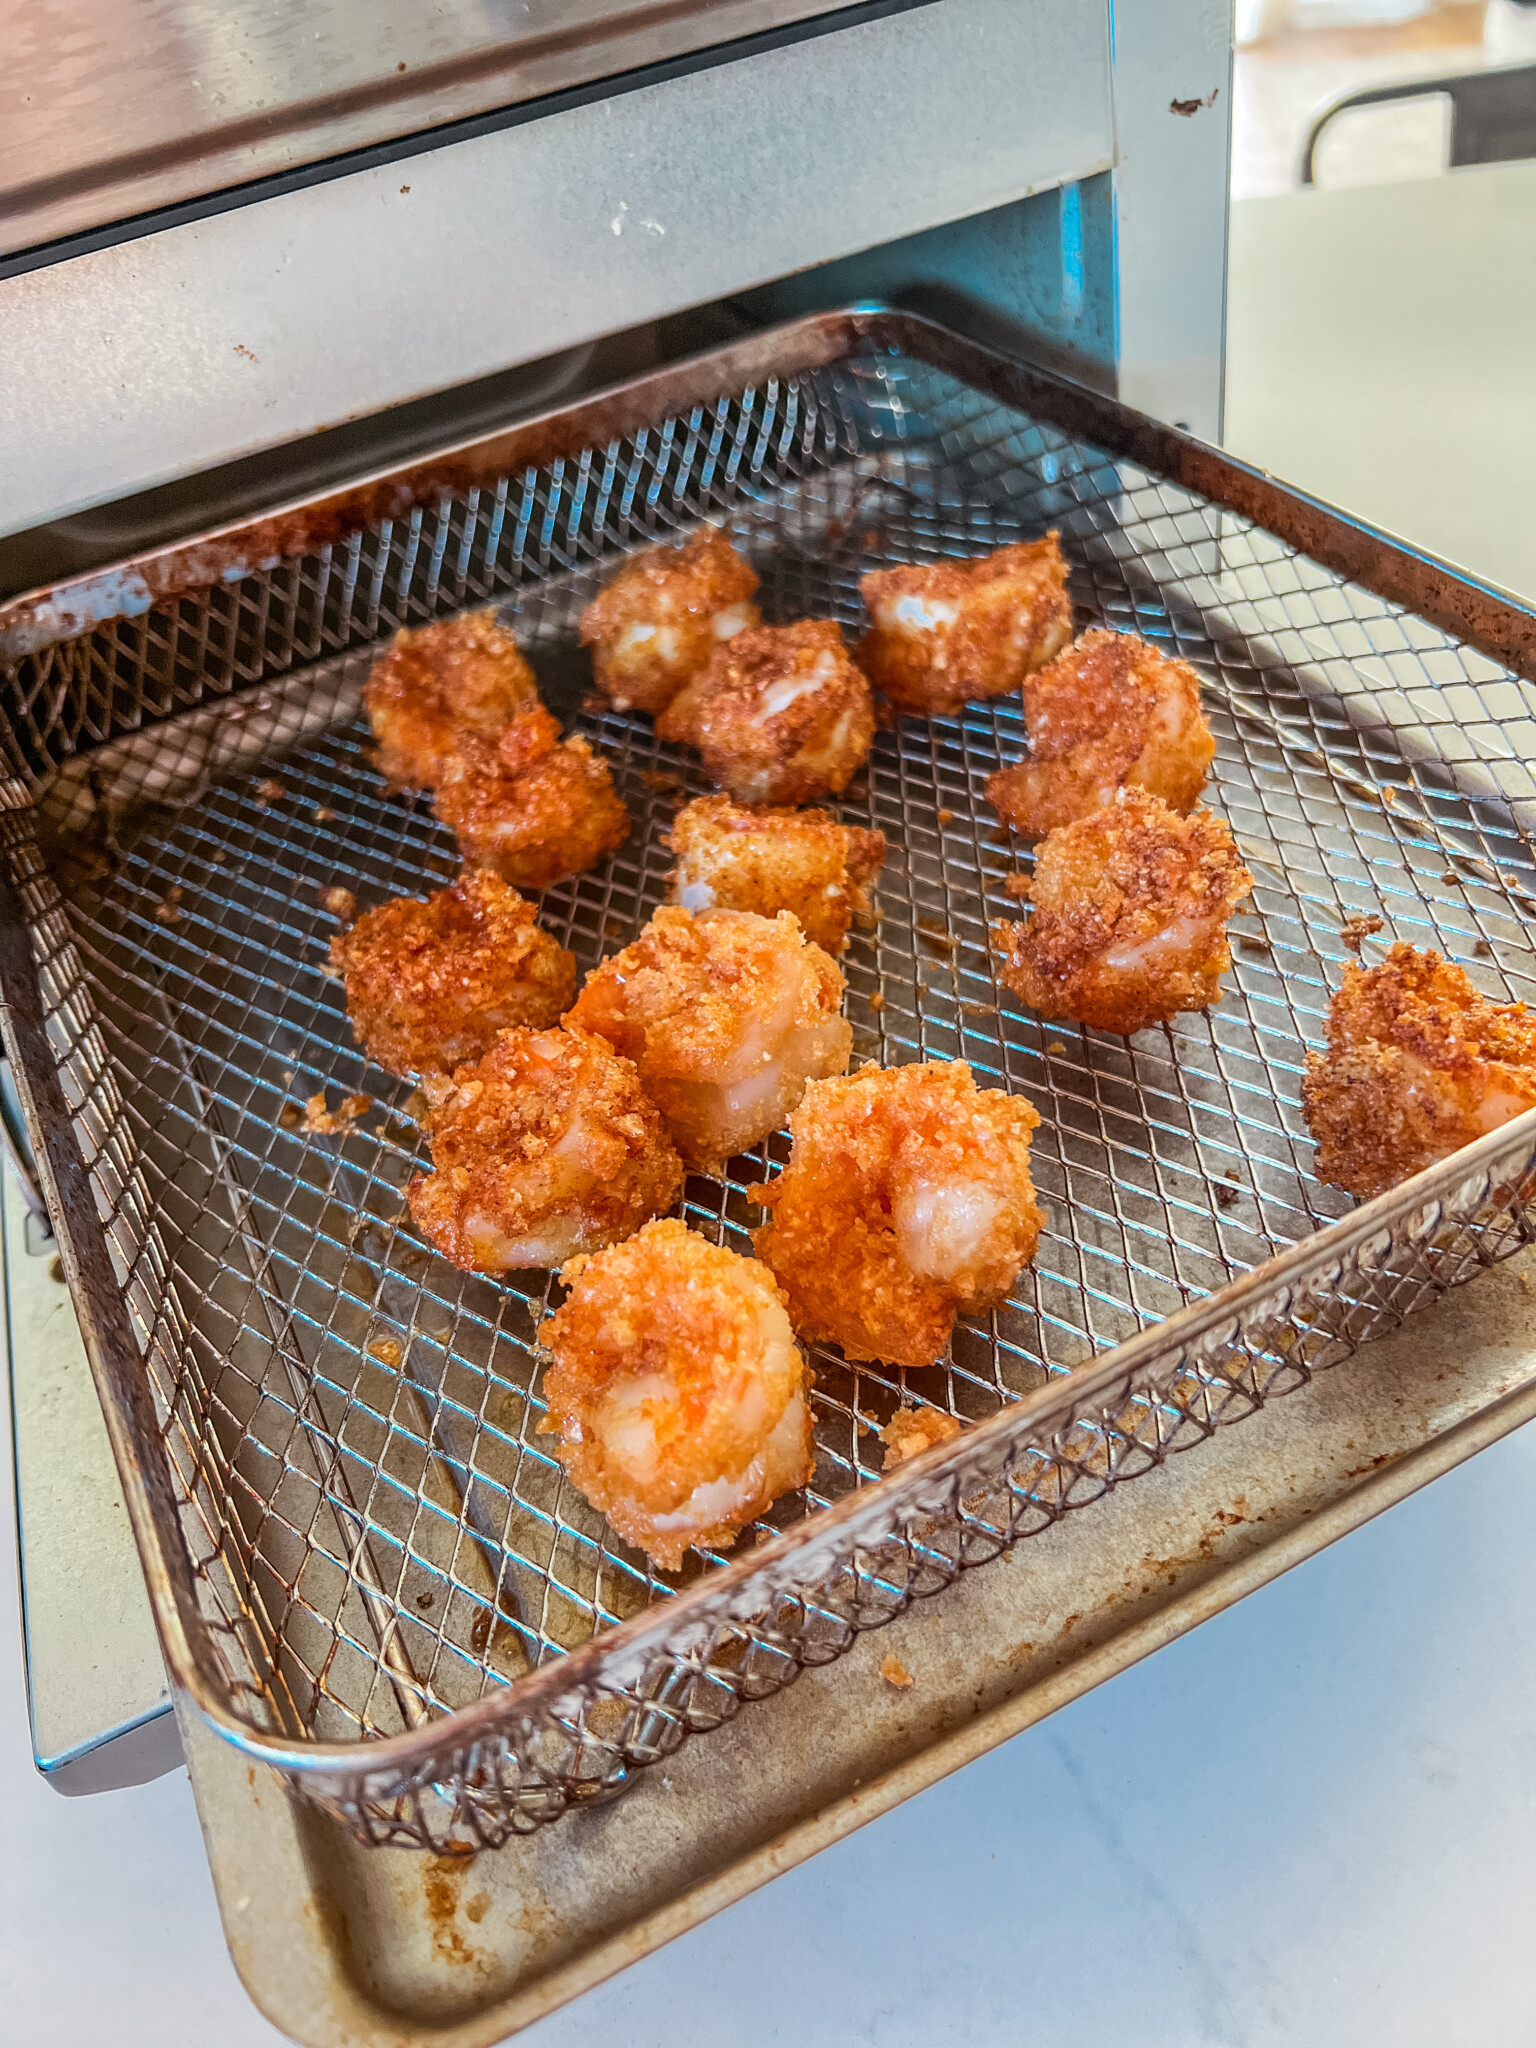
755,1060,1044,1369
579,528,762,715
363,609,559,790
993,789,1252,1037
856,535,1072,718
985,629,1216,838
432,735,630,890
407,1024,684,1271
537,1218,814,1569
330,870,576,1078
666,794,886,954
656,619,875,805
1302,943,1536,1201
567,905,852,1171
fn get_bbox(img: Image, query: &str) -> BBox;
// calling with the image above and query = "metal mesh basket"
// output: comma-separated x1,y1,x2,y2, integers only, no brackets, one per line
3,311,1535,1850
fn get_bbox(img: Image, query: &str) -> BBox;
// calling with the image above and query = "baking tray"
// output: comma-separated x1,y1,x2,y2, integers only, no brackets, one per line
4,308,1536,1863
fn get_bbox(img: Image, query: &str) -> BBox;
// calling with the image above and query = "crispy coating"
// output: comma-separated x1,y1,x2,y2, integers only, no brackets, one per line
1302,943,1536,1200
567,905,852,1172
657,619,875,805
579,528,762,715
993,789,1252,1037
666,794,886,953
857,535,1072,717
537,1217,814,1569
433,735,630,890
881,1405,961,1469
363,609,558,790
407,1024,684,1271
986,628,1215,838
330,870,576,1078
754,1060,1044,1369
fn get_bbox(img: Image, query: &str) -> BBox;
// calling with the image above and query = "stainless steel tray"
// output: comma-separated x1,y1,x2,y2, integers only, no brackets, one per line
4,308,1536,1860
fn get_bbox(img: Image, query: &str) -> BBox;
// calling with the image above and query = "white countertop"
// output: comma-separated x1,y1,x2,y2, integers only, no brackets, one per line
8,163,1536,2046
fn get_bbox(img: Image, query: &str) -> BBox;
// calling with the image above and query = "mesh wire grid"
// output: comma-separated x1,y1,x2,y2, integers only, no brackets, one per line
5,337,1536,1846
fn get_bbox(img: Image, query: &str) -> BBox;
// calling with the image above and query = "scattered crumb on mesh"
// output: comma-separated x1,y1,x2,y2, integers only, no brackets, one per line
867,990,885,1012
209,850,226,865
1215,1180,1241,1210
282,1067,295,1082
1002,873,1031,899
314,804,337,823
881,1405,961,1469
880,1653,914,1690
415,1589,435,1609
256,778,286,805
1238,933,1271,955
916,919,958,956
936,807,955,825
367,1334,403,1367
1046,1040,1066,1055
155,886,184,925
1339,913,1385,955
1475,939,1494,958
1441,869,1458,885
299,1090,371,1134
604,918,627,940
961,1001,996,1019
320,885,357,920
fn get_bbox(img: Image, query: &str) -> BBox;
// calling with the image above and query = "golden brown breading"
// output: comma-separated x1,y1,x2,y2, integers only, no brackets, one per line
566,905,852,1172
856,535,1072,717
578,528,762,715
432,735,630,891
993,789,1252,1037
986,628,1215,838
656,619,875,805
666,794,886,953
363,609,558,789
330,870,576,1078
1302,943,1536,1200
880,1405,961,1469
537,1217,814,1570
754,1059,1044,1369
407,1024,683,1271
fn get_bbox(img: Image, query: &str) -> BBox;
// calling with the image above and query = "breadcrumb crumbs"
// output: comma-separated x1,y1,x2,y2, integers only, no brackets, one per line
1339,913,1385,955
881,1406,961,1469
367,1335,403,1367
155,886,184,925
880,1654,914,1690
320,885,357,920
256,778,287,804
936,807,955,825
299,1090,371,1134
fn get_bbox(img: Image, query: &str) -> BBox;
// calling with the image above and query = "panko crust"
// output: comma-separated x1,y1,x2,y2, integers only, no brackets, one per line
666,794,886,953
433,735,630,890
986,628,1216,838
1302,943,1536,1200
657,619,875,806
881,1405,961,1469
538,1217,815,1569
993,789,1253,1037
754,1060,1045,1369
857,535,1072,717
363,609,557,790
330,870,576,1078
568,905,853,1170
407,1024,683,1271
579,528,762,715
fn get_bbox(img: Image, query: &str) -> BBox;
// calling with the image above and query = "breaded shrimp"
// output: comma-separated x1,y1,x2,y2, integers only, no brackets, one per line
433,735,630,890
985,629,1216,838
1302,943,1536,1200
856,535,1072,717
754,1060,1044,1369
537,1217,815,1570
993,789,1252,1037
566,905,852,1172
407,1024,684,1271
656,619,874,805
666,794,886,954
330,870,576,1078
579,528,762,715
363,609,558,790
